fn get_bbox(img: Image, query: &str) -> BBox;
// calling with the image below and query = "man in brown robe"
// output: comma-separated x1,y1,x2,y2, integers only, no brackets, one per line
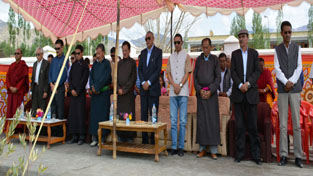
117,41,137,142
6,48,29,118
194,38,221,160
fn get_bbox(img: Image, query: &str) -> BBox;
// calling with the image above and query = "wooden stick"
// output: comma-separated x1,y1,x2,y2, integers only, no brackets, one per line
112,0,121,160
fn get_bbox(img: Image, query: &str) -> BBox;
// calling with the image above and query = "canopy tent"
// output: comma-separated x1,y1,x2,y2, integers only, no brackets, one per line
4,1,313,172
4,0,313,43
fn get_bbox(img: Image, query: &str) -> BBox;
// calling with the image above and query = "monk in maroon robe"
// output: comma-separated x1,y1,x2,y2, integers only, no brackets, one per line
257,58,275,107
6,48,29,118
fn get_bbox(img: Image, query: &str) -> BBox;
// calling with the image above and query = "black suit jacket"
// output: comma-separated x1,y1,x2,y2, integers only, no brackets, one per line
230,48,261,104
31,59,50,95
138,46,163,96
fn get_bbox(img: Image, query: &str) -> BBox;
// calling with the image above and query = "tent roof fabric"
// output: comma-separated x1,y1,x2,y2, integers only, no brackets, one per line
4,0,313,42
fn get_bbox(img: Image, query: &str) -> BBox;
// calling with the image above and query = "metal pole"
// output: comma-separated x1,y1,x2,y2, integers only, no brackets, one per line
170,11,173,53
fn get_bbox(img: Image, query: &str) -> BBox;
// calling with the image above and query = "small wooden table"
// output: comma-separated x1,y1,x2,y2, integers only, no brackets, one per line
6,118,67,149
97,121,168,162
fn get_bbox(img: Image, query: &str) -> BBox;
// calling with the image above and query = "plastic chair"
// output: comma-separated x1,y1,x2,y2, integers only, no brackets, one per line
271,101,310,164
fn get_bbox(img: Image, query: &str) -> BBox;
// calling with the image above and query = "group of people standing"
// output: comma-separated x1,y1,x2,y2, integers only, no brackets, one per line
5,20,304,168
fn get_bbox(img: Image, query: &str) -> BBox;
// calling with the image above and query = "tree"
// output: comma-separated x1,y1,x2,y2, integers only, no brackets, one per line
308,5,313,47
252,12,265,49
90,35,103,55
143,10,198,53
17,14,24,47
276,9,284,45
230,14,246,37
7,7,16,56
264,27,270,49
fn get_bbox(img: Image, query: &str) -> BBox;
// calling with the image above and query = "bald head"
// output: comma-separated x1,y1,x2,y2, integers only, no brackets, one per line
14,48,23,62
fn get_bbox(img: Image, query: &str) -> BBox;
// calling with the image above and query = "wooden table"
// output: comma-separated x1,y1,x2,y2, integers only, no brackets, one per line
97,121,168,162
6,118,67,149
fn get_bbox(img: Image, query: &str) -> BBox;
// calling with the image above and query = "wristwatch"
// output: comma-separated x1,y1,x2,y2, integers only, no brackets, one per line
179,82,183,88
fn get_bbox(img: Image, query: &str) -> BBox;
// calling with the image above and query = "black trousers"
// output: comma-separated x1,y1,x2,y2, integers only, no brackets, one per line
140,95,159,144
31,84,47,117
51,84,65,119
234,96,260,160
51,84,65,136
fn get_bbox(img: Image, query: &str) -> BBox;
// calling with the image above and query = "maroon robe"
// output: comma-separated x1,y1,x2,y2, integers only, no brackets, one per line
257,68,275,103
6,60,29,118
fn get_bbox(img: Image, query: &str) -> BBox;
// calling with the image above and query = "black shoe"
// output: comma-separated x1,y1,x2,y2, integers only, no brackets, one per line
67,138,78,144
278,156,287,166
171,149,178,155
254,159,262,165
234,158,241,163
295,158,303,168
178,149,184,157
77,140,84,145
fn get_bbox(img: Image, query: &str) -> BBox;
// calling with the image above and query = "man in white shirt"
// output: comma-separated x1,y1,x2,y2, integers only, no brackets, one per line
31,47,50,117
217,53,233,97
274,21,303,168
167,34,192,157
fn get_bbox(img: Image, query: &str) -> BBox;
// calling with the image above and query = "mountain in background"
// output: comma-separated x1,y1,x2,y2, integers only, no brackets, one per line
0,20,6,28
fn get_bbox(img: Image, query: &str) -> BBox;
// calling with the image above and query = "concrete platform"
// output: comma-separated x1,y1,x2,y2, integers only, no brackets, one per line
1,139,313,176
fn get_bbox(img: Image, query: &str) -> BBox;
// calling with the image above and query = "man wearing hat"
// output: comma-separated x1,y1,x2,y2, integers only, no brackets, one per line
230,29,262,165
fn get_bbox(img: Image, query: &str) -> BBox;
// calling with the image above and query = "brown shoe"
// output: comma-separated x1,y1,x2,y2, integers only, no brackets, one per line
211,154,217,160
197,150,206,158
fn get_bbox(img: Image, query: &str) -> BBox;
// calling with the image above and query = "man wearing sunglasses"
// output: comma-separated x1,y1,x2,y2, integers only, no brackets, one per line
138,31,162,144
67,45,89,145
31,47,50,117
6,48,29,118
65,52,76,95
275,21,303,168
166,33,192,156
49,39,69,136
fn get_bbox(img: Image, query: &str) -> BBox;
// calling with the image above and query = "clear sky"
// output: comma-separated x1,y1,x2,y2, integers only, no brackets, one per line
0,0,311,40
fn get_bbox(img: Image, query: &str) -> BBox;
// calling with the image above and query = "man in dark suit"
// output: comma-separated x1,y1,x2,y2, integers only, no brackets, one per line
31,47,50,117
230,29,262,165
138,31,163,144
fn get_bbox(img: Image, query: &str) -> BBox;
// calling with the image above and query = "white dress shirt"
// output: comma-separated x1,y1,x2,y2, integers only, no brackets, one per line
238,48,248,89
35,59,42,84
274,43,302,85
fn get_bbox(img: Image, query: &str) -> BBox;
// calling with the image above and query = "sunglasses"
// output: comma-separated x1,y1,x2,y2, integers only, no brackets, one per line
111,54,115,58
174,41,181,45
70,57,75,60
75,52,81,55
14,52,20,55
145,37,151,41
284,31,292,34
36,53,41,56
55,47,61,50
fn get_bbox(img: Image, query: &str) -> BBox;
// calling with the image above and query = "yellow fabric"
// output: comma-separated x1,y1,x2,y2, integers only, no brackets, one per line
266,84,273,108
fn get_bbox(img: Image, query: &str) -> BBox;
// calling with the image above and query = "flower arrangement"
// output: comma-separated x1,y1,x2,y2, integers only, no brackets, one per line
36,109,43,120
123,113,129,120
129,113,132,120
